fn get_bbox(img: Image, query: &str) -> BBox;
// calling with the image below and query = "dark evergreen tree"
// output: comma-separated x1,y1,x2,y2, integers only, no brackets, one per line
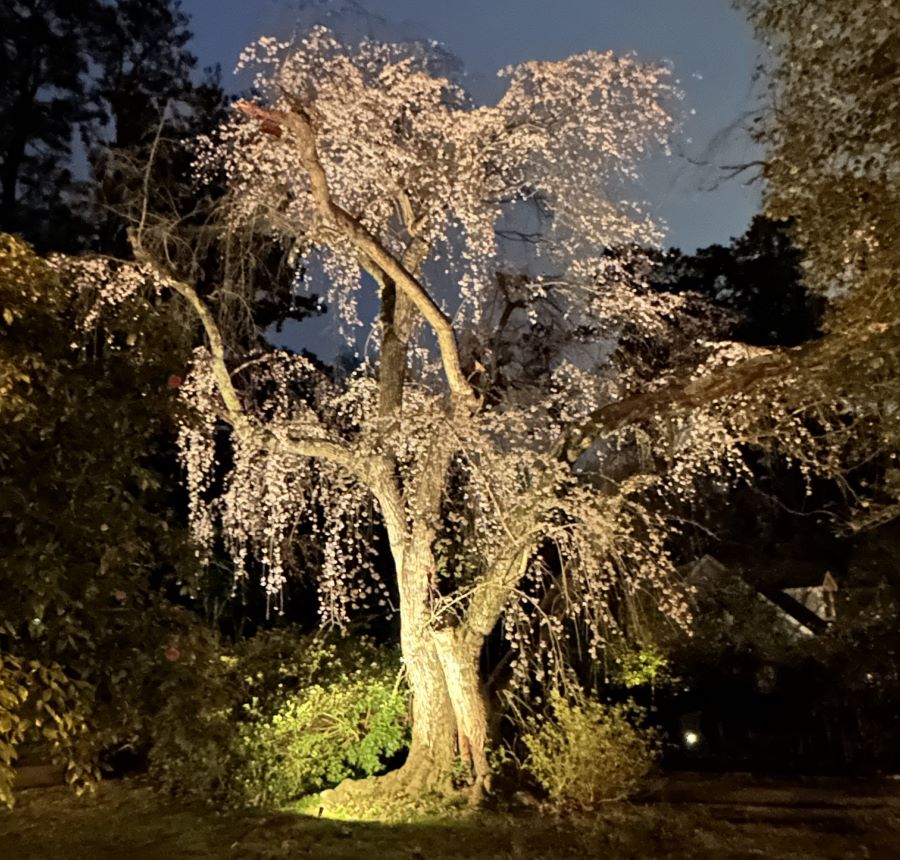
89,0,229,258
653,215,823,347
94,0,197,151
0,0,107,250
0,0,228,257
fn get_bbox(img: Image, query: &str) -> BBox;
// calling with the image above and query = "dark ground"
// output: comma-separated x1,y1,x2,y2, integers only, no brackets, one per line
1,776,898,859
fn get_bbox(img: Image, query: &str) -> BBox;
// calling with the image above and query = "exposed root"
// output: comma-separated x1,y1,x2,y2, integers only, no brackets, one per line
317,759,484,821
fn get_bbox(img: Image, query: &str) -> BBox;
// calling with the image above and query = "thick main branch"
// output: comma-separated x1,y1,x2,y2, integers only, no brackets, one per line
149,268,371,475
236,99,479,410
553,342,827,463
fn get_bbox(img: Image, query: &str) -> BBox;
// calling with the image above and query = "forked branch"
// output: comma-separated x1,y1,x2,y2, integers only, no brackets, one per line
146,265,365,476
235,99,479,411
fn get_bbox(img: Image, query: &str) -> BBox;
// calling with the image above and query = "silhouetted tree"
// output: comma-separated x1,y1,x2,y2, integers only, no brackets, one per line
654,216,823,347
0,0,227,257
0,0,107,249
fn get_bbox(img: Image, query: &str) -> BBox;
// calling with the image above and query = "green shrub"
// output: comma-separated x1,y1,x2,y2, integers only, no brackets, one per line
232,660,408,806
521,689,660,811
0,653,99,807
1,235,203,778
149,631,409,807
612,646,668,689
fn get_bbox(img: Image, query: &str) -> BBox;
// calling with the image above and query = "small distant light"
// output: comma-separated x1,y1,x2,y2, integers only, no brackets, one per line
684,731,700,747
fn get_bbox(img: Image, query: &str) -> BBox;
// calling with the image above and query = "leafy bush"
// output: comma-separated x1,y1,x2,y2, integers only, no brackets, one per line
0,654,99,807
149,630,409,807
1,235,202,772
522,689,660,811
610,645,669,689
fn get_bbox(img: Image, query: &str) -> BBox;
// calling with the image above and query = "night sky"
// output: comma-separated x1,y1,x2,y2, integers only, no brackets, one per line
179,0,763,356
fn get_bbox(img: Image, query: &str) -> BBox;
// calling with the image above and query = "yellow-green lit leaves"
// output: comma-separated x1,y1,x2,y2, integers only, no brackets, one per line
521,688,660,811
0,654,98,808
148,632,409,808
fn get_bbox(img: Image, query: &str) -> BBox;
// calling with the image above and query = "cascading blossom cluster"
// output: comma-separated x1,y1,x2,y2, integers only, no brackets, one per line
177,347,219,566
177,349,390,622
178,28,704,666
196,26,675,338
49,256,157,330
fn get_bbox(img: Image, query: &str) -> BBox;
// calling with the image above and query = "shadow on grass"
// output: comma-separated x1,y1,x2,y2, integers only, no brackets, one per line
0,778,896,860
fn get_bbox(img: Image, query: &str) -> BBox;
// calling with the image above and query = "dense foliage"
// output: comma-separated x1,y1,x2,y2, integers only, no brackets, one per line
739,0,900,530
150,630,408,807
742,0,898,317
0,654,96,808
0,234,200,798
653,215,821,347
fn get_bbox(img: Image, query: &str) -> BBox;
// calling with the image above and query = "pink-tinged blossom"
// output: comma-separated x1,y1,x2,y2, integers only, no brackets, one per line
174,29,697,666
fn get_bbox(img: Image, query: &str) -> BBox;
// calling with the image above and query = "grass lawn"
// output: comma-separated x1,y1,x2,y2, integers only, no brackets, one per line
0,778,894,859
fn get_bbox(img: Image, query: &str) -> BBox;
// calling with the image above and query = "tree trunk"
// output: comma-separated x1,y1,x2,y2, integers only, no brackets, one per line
433,626,492,797
383,529,492,799
323,526,492,810
395,532,457,791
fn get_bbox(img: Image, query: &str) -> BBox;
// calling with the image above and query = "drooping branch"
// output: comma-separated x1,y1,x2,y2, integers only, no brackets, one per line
236,99,479,411
552,343,821,463
145,264,368,475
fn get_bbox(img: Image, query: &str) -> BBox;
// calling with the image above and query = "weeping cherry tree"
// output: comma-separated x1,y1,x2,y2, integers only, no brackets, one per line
70,26,897,802
189,29,682,799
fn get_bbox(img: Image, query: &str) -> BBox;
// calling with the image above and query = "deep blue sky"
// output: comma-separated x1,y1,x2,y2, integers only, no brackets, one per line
179,0,763,358
182,0,762,252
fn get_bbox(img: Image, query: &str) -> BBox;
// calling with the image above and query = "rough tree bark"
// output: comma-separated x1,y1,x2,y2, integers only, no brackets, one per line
396,535,466,791
372,527,493,801
381,426,494,799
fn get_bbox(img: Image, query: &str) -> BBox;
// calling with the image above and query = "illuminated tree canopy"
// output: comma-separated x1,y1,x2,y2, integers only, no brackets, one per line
72,25,898,801
740,0,900,528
